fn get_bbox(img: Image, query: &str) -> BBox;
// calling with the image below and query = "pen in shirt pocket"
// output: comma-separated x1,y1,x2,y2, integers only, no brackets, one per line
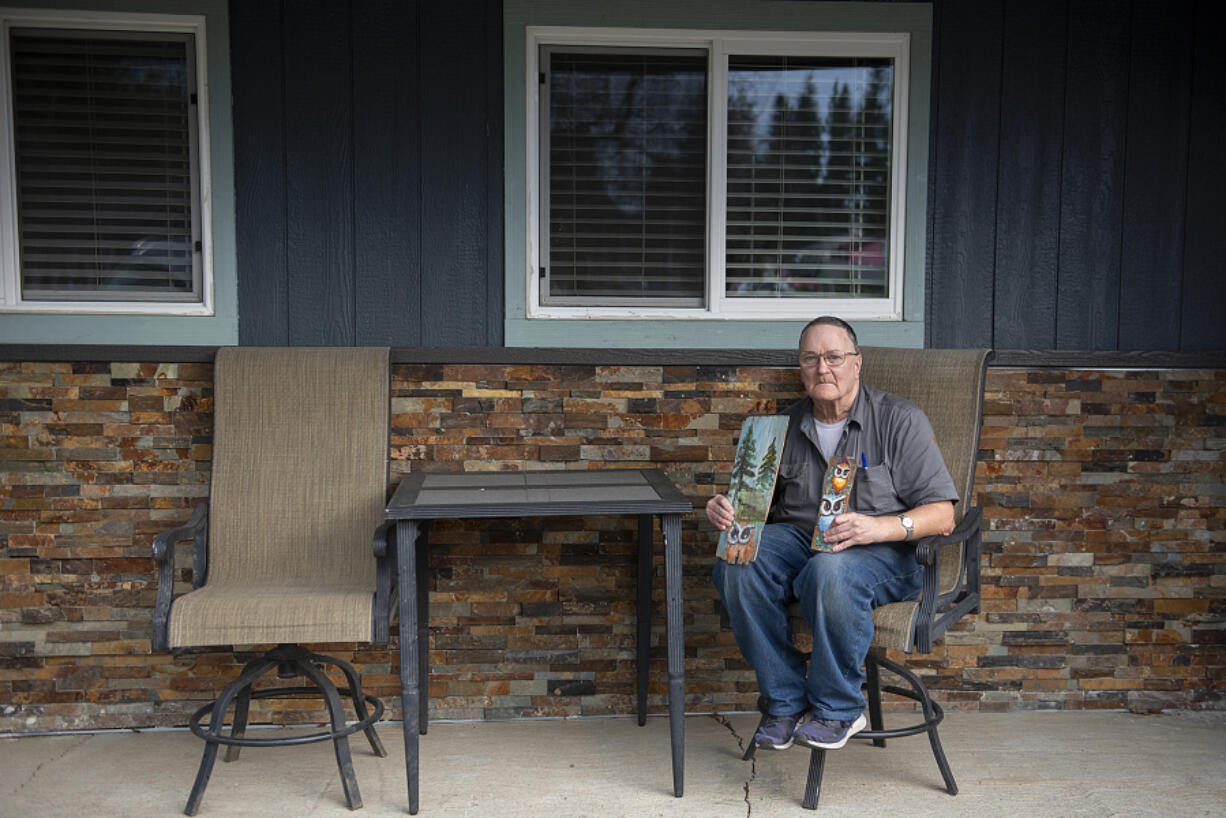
860,452,868,468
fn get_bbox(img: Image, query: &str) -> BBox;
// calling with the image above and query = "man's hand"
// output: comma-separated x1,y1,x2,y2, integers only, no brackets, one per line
823,501,956,552
822,512,890,552
705,494,735,531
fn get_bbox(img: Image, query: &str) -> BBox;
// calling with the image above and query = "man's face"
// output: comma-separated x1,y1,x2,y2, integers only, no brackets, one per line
799,323,862,408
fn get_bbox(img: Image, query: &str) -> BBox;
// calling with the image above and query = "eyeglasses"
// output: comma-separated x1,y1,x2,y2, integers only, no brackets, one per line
799,350,860,369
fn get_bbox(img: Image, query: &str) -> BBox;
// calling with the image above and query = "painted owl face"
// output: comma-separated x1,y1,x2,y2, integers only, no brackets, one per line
724,520,757,563
817,493,846,533
728,520,754,544
819,493,848,517
831,462,852,491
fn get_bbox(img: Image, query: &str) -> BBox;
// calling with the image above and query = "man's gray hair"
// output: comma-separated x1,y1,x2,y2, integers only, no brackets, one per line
800,316,859,352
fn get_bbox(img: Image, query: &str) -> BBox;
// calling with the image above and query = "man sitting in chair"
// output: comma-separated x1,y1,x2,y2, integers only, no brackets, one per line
707,316,958,752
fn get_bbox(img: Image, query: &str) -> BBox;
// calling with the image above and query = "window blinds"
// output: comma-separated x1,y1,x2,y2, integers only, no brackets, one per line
542,48,707,305
725,55,893,299
9,28,199,301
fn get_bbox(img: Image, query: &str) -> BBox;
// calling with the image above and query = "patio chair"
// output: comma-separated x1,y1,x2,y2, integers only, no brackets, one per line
741,347,992,809
151,346,394,815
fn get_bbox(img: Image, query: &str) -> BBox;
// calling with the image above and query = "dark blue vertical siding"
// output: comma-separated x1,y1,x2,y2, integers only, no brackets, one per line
284,0,357,346
927,0,1002,348
927,0,1219,351
419,1,497,346
1055,0,1129,350
1117,0,1193,351
231,0,502,347
230,0,1218,352
353,0,423,346
992,0,1066,349
231,0,289,345
1177,0,1226,351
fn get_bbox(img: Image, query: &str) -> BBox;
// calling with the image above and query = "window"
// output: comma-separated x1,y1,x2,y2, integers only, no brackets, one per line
0,9,212,314
542,47,708,306
528,28,910,321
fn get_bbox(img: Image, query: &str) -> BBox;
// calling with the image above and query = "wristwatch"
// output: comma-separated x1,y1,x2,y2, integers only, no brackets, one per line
898,514,915,541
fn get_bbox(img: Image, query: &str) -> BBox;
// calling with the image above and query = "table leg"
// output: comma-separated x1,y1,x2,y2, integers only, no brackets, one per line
416,521,430,735
661,512,684,798
395,519,421,815
636,513,652,727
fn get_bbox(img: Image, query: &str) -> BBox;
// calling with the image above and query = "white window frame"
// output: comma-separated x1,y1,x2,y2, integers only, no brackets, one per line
0,7,213,316
525,26,909,322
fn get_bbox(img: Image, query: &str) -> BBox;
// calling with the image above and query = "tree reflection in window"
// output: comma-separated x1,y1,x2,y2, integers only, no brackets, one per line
726,57,893,300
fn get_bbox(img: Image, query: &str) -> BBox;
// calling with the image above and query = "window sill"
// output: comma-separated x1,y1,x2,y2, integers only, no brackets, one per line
0,301,213,316
527,304,902,321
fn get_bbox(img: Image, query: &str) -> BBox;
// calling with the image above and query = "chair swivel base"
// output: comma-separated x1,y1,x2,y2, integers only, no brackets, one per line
744,652,957,810
184,644,387,816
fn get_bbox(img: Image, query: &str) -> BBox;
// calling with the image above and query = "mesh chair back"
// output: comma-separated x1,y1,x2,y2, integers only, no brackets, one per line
859,347,990,524
169,347,389,647
207,347,389,586
862,347,990,650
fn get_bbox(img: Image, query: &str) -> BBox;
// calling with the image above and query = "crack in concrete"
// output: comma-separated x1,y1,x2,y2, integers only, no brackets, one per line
10,733,94,795
710,713,755,817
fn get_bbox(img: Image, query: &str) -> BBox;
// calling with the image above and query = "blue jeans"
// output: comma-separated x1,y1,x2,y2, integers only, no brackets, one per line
713,523,923,721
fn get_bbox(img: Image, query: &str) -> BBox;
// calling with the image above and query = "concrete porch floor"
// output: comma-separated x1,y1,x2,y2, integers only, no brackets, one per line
3,710,1224,817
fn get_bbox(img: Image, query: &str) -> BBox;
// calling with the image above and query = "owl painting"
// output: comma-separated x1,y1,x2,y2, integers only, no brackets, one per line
817,492,848,533
830,461,852,493
722,519,757,564
812,455,858,552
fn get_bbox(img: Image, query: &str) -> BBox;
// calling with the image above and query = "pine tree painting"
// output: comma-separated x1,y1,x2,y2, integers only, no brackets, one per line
717,416,790,564
756,438,779,491
728,423,759,504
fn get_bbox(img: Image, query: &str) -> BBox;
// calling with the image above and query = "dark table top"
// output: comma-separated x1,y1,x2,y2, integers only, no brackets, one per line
386,468,692,520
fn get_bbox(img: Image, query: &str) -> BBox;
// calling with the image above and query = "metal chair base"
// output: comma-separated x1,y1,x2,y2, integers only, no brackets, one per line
744,651,957,809
184,644,387,816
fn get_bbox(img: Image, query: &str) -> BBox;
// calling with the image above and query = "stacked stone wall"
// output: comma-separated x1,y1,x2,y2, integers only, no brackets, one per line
1,359,1221,731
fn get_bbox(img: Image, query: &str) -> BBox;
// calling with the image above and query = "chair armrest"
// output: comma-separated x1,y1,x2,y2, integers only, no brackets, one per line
151,502,209,562
915,506,981,567
371,521,396,645
151,502,208,652
912,506,982,653
372,520,394,558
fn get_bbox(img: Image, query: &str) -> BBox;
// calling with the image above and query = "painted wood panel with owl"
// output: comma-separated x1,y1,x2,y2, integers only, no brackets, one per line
811,455,858,552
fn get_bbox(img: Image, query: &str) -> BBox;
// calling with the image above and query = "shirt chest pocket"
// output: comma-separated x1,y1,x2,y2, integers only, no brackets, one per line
775,460,812,514
853,463,898,513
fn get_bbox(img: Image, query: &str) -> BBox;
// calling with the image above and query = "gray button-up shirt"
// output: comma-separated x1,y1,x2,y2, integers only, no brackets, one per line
769,384,958,531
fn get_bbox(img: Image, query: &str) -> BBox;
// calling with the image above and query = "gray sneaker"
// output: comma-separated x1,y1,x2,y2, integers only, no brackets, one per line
753,712,805,750
793,713,867,750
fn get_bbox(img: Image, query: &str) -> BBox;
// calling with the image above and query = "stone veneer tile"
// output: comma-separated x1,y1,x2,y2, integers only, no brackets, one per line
0,361,1223,732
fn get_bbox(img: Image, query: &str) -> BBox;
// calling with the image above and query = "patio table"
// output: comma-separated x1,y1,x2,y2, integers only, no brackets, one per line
385,468,692,814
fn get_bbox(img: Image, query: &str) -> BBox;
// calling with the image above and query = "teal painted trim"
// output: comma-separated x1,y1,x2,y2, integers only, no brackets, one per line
902,9,932,326
504,0,932,349
0,0,237,345
505,318,924,349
